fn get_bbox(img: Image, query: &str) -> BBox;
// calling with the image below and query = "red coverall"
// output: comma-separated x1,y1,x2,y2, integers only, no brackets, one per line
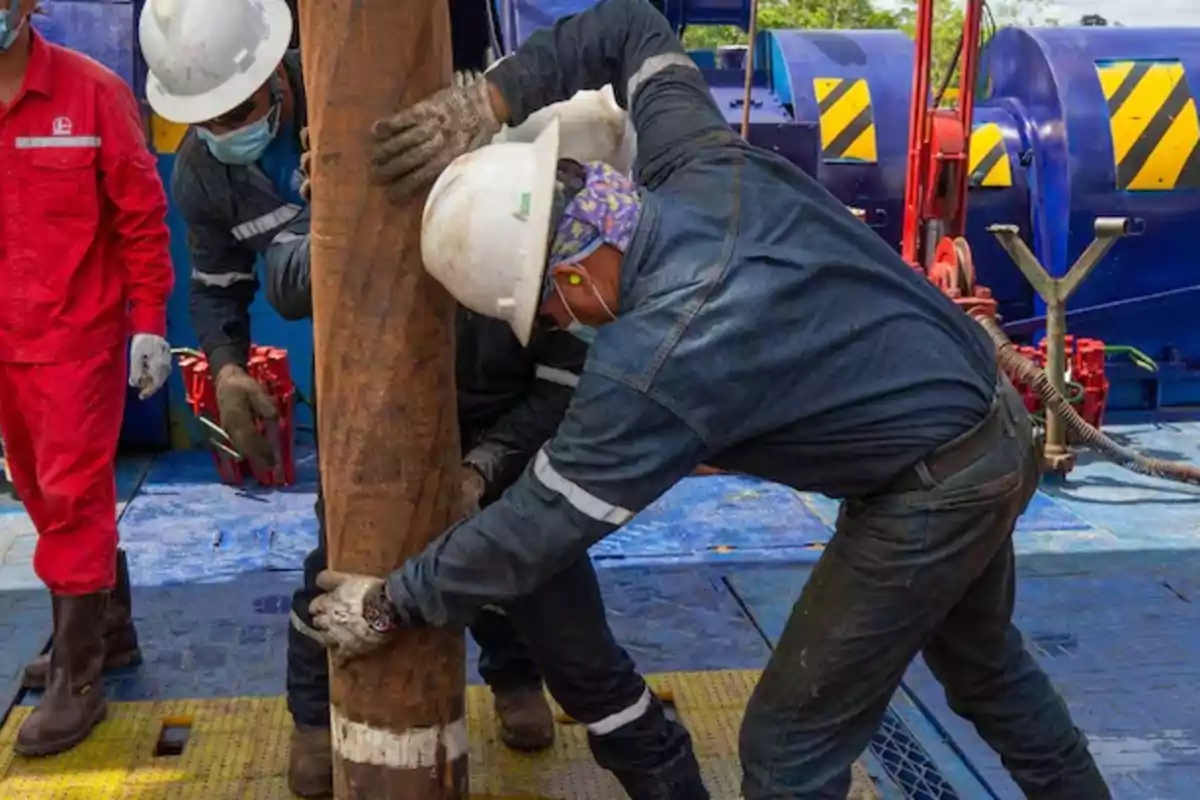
0,31,173,595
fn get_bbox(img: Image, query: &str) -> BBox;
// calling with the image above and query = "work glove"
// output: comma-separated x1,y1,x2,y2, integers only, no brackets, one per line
298,127,311,202
459,464,486,519
214,364,279,474
129,334,172,400
370,70,501,203
309,570,401,666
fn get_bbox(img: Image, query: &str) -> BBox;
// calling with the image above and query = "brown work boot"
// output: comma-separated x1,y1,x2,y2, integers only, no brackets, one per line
288,724,333,798
14,593,110,757
22,549,142,690
494,685,555,752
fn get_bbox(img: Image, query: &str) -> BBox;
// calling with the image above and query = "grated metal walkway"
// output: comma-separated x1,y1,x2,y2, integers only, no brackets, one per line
0,672,884,799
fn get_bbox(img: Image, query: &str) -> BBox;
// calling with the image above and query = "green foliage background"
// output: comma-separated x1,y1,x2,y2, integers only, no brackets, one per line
679,0,1074,88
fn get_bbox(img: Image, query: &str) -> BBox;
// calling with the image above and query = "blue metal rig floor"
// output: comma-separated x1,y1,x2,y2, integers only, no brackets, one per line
1,422,1199,798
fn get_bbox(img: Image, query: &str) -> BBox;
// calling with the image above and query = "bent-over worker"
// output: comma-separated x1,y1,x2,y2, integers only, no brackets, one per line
285,65,706,800
0,0,174,757
308,1,1114,798
137,0,666,795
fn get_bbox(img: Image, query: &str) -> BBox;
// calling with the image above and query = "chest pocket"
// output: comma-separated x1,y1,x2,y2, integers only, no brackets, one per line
19,141,101,222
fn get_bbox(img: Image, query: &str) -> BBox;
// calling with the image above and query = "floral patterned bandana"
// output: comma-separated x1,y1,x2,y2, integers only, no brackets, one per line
545,161,641,295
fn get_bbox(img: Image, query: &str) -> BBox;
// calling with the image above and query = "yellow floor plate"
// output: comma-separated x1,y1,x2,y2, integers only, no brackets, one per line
0,670,880,799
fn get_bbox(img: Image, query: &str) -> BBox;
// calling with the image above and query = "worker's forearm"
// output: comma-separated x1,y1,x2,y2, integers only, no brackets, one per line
385,471,612,627
189,288,253,374
484,0,682,127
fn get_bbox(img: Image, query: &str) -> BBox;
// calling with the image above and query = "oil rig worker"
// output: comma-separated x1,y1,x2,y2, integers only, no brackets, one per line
307,1,1115,798
0,0,174,758
134,0,606,794
298,81,703,800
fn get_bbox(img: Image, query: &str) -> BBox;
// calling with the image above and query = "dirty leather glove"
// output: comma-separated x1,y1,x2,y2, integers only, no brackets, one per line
370,70,501,203
129,334,172,400
298,126,311,202
309,570,401,666
459,464,486,519
214,364,279,473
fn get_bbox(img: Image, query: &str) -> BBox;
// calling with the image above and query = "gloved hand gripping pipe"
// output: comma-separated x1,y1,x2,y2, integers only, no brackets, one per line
975,315,1200,486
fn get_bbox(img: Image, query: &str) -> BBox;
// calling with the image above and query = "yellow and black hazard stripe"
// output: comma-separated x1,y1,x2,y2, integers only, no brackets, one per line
1095,59,1200,191
968,123,1012,188
812,77,877,163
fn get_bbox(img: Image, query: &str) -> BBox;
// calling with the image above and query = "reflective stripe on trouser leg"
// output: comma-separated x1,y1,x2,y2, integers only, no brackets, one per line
586,686,653,736
500,557,706,795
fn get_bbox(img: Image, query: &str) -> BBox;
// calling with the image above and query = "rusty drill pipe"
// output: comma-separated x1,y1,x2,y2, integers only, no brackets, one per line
299,1,467,798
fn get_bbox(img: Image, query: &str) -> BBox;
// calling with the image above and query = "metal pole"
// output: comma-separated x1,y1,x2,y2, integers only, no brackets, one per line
299,2,467,797
739,0,760,140
989,218,1128,474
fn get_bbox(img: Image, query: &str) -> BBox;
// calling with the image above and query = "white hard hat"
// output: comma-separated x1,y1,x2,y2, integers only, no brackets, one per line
422,119,561,347
493,85,638,175
140,0,293,124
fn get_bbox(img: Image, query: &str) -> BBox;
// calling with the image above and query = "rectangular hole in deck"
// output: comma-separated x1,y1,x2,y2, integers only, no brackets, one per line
154,715,194,757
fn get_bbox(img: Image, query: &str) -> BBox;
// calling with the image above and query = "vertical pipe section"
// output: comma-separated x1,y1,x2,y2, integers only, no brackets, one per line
299,2,467,798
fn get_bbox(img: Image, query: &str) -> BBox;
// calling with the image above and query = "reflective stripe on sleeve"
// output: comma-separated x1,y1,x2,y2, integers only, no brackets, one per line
532,449,633,526
627,53,698,102
534,364,580,387
290,610,324,644
271,230,306,245
191,268,256,288
232,204,302,241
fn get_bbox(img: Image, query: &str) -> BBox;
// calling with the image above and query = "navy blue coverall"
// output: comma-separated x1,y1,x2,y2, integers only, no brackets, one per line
172,54,551,726
377,1,1113,797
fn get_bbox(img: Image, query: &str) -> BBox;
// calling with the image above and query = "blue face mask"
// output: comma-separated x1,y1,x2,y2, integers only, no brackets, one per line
197,104,281,166
566,321,598,344
0,8,27,51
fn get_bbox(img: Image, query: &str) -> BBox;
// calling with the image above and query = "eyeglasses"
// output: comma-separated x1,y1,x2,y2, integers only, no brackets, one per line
204,97,261,131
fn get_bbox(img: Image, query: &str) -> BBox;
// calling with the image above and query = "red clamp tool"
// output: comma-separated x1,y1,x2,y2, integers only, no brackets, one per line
177,346,297,487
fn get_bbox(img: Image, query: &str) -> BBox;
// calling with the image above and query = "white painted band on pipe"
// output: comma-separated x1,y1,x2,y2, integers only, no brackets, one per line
331,706,468,768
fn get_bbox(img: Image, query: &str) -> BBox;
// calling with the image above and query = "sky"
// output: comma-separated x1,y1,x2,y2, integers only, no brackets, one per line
872,0,1200,27
1045,0,1198,26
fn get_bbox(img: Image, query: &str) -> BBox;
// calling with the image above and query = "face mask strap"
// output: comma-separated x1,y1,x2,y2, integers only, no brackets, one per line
550,268,617,329
0,6,28,50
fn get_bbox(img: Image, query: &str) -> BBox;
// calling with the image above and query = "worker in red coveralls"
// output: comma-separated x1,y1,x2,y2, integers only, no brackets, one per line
0,0,174,757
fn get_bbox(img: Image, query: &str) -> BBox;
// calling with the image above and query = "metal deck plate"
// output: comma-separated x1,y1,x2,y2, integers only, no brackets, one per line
0,671,885,799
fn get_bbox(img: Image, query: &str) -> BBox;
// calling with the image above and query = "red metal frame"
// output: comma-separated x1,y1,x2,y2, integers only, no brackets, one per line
900,0,993,319
179,346,297,488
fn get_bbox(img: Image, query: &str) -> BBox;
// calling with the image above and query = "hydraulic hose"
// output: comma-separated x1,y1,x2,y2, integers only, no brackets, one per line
975,315,1200,486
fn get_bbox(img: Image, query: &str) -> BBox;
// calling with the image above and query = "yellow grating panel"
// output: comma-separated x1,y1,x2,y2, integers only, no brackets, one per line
0,670,880,799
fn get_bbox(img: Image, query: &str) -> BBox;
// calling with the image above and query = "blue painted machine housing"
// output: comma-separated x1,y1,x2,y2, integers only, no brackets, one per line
981,27,1200,416
764,30,911,249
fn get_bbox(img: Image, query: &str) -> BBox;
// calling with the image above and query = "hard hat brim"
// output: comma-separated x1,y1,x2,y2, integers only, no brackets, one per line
145,0,294,125
511,117,562,347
